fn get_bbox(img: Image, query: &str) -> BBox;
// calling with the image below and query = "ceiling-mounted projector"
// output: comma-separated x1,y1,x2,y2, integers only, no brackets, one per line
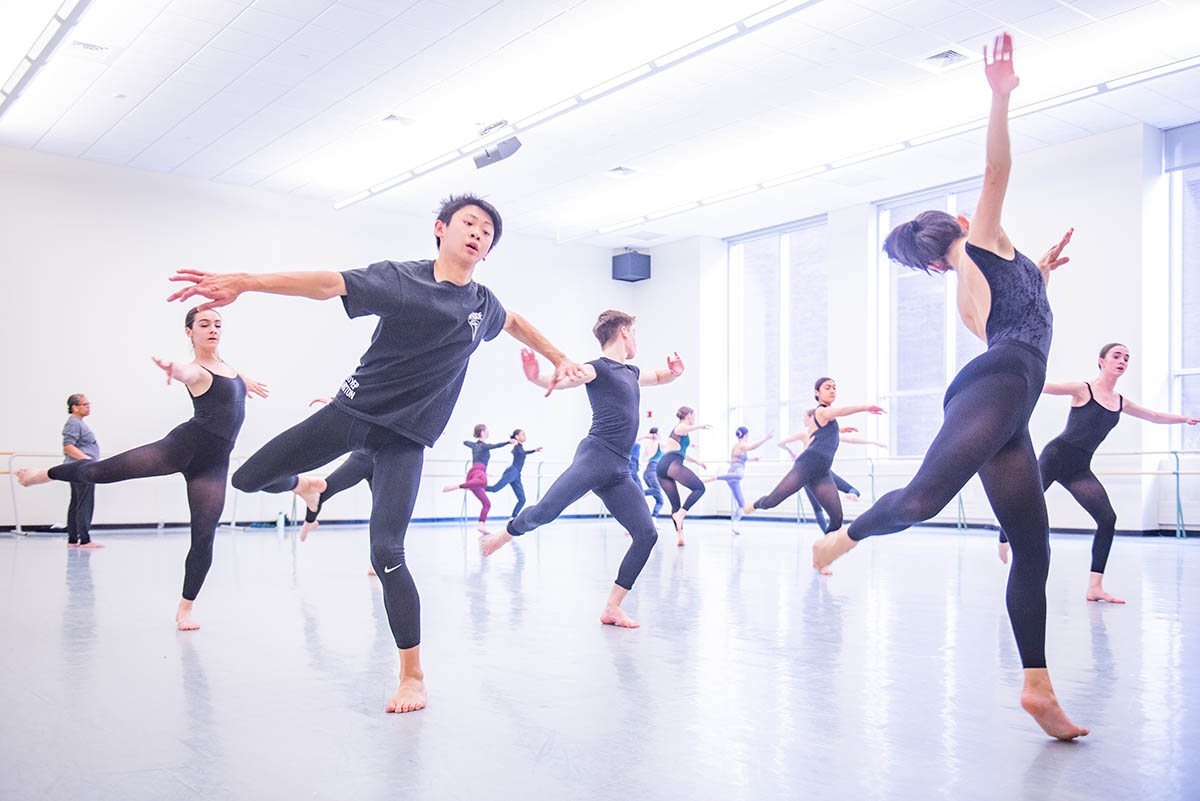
473,136,522,169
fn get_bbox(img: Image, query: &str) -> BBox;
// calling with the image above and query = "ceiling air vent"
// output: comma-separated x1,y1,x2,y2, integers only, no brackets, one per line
70,40,109,53
606,166,640,177
477,119,508,137
917,48,977,74
382,114,417,125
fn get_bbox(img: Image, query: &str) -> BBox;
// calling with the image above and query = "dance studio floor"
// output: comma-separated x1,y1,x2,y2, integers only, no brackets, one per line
1,518,1196,801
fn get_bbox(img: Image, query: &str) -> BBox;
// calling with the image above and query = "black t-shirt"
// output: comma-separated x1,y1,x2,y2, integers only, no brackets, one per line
584,357,641,459
331,260,507,447
509,444,536,471
463,440,509,466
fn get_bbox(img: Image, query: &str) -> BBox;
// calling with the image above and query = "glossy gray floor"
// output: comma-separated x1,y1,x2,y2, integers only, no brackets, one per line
1,519,1196,801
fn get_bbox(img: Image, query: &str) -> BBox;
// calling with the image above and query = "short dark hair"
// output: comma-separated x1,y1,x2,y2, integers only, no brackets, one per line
1099,342,1127,360
473,423,487,438
436,194,502,251
511,429,523,439
67,393,85,412
649,426,658,435
592,310,636,346
676,406,694,420
735,426,748,439
883,210,963,274
813,376,833,400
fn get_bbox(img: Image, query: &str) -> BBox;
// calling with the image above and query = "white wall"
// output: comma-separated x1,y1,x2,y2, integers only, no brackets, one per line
0,145,636,528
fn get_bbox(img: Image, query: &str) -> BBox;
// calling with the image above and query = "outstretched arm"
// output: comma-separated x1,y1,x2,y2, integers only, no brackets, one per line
1122,399,1200,425
967,32,1019,258
685,455,707,470
167,269,346,310
639,352,685,386
521,348,595,392
674,423,713,434
151,357,206,390
815,404,885,425
1042,381,1089,405
841,436,887,448
745,433,774,451
240,373,270,399
505,313,584,395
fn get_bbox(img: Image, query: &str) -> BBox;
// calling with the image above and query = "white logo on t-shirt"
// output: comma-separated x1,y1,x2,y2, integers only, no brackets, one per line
467,312,483,340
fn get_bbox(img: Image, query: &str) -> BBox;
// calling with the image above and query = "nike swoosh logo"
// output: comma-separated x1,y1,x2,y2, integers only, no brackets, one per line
384,564,402,573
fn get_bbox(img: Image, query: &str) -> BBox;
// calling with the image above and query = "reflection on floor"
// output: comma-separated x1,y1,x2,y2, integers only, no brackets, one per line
1,519,1195,801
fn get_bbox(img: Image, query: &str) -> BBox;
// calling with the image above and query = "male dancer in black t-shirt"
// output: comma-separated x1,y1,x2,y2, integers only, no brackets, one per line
167,195,583,714
480,310,683,629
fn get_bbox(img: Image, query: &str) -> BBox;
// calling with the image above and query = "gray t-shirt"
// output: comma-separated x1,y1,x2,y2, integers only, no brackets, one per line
331,259,507,448
62,416,99,462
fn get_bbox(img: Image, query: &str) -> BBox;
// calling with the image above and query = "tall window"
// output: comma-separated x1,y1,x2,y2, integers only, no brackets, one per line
876,182,984,457
1172,165,1200,450
728,217,829,440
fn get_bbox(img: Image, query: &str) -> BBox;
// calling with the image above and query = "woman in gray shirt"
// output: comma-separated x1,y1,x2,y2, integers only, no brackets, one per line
62,393,102,548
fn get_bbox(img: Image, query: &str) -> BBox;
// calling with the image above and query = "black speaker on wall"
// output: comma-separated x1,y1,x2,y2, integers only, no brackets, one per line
612,251,650,282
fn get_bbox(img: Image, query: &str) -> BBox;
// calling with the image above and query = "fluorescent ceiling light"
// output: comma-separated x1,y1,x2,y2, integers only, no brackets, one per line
1106,55,1200,89
702,184,762,204
516,98,579,129
1011,86,1102,117
646,201,701,220
761,164,829,187
598,216,648,234
908,119,987,146
654,26,739,68
1,59,32,96
743,0,816,28
413,151,462,174
0,0,93,119
579,64,654,101
332,191,372,210
370,172,413,194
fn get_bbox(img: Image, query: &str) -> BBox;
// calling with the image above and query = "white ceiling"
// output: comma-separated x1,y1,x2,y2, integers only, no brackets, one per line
2,0,1199,247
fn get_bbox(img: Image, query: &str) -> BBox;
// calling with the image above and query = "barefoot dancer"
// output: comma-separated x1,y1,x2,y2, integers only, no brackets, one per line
811,35,1087,740
996,343,1199,602
480,311,683,628
642,427,665,517
793,409,886,533
706,427,773,534
656,408,711,545
485,429,541,518
442,425,513,531
165,194,583,714
16,308,269,630
742,378,883,557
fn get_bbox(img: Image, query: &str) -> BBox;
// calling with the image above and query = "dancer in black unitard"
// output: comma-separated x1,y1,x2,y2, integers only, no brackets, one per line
486,429,541,518
996,343,1198,603
481,310,684,628
17,308,269,630
164,194,583,714
811,35,1087,740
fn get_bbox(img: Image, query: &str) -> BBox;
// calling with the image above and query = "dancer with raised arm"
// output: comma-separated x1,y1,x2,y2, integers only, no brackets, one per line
485,429,541,518
706,427,773,534
656,408,711,546
811,35,1087,739
442,425,513,531
163,194,583,714
792,409,886,533
17,308,268,630
742,378,883,560
480,311,683,628
996,343,1199,603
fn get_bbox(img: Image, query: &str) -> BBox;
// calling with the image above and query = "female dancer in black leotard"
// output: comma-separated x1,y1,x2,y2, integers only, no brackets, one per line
442,425,514,531
786,408,885,533
742,379,883,561
656,407,711,546
812,34,1087,740
997,343,1198,603
17,308,268,631
486,429,541,518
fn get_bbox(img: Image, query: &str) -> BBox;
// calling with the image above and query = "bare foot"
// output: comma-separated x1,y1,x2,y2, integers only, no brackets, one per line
442,483,459,493
600,605,640,628
78,542,105,549
1021,670,1089,740
817,565,833,576
300,520,318,542
742,503,756,517
480,528,513,557
476,522,488,534
67,542,80,548
385,675,427,713
176,599,200,631
812,527,856,572
294,476,326,513
998,541,1010,565
15,468,51,487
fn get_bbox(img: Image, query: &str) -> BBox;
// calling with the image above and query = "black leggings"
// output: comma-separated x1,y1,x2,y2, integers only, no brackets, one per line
754,451,843,530
507,438,658,590
805,471,858,533
304,450,374,524
48,422,231,601
66,481,95,544
998,438,1117,574
487,466,527,517
656,452,705,513
232,404,424,649
643,463,664,516
847,342,1051,669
